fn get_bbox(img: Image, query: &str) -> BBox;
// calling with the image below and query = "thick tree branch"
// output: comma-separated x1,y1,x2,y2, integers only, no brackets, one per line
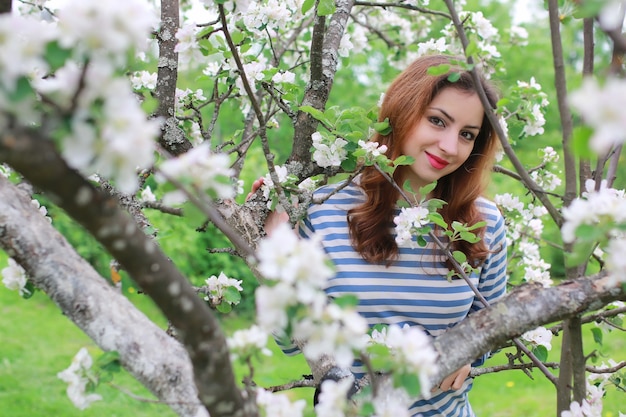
289,0,355,177
431,274,625,384
156,0,192,156
0,177,207,417
0,127,253,417
0,0,11,14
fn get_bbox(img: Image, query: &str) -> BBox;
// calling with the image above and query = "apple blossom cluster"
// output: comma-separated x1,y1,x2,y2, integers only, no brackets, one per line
227,325,272,361
156,143,236,204
203,272,243,307
560,379,610,417
1,258,30,297
393,206,431,249
439,11,501,77
369,324,439,398
568,77,626,155
0,0,163,194
495,192,552,287
314,377,357,417
256,387,306,417
57,348,103,410
255,223,369,368
521,326,553,351
561,180,626,285
258,165,316,210
312,132,349,168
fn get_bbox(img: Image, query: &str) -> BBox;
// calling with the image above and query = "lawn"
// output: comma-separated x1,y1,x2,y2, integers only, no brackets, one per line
0,284,624,416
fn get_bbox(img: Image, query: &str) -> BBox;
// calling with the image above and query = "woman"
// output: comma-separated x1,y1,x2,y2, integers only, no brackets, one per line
256,54,507,416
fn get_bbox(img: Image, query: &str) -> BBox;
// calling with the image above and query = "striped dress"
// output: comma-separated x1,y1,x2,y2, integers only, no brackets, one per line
291,179,508,417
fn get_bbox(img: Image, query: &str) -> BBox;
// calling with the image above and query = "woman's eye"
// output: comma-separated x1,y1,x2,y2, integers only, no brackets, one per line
429,116,444,127
460,131,476,141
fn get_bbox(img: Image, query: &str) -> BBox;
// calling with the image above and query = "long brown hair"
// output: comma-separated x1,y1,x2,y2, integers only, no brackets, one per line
348,55,500,266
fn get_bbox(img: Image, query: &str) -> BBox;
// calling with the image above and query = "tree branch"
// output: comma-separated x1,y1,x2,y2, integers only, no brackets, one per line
0,127,252,417
156,0,192,156
0,177,207,417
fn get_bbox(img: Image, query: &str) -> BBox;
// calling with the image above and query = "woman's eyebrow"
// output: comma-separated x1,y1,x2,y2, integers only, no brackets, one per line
430,106,481,130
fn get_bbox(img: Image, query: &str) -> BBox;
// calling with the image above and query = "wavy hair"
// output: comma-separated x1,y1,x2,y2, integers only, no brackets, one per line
348,55,500,266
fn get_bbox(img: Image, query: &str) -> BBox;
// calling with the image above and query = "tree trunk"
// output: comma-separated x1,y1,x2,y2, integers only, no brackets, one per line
0,176,208,417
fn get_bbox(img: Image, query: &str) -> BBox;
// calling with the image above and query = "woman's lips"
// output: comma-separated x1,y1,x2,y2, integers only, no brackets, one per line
426,152,449,169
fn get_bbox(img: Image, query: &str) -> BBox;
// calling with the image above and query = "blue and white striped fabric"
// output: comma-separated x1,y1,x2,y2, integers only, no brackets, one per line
290,179,507,417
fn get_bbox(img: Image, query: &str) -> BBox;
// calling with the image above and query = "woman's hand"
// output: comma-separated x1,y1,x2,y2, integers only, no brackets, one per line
246,177,289,237
435,364,471,391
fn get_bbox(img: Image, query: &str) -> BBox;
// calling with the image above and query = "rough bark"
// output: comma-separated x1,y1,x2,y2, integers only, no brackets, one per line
289,0,355,178
0,176,208,417
431,276,625,384
156,0,192,156
0,127,252,417
0,0,11,14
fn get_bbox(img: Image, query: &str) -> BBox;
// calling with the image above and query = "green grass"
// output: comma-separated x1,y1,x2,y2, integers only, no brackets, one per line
1,284,624,416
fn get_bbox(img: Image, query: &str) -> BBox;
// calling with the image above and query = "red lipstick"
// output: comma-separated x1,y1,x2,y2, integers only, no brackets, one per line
426,152,449,169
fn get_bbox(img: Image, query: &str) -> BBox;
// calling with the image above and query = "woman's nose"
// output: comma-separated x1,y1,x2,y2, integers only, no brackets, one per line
438,131,458,155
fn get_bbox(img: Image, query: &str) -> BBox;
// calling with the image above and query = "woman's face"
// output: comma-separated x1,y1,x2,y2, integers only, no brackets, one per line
399,86,484,194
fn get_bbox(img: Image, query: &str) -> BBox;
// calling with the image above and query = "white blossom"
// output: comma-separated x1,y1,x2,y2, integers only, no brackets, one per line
569,77,626,154
371,324,438,398
256,388,306,417
271,70,296,84
57,348,103,410
605,237,626,286
561,185,626,243
227,325,272,359
312,132,348,168
521,326,553,350
358,140,388,158
1,258,30,296
314,377,355,417
140,185,157,202
56,0,157,64
204,272,243,305
522,104,546,136
130,70,158,90
416,38,449,57
157,143,235,204
393,206,430,248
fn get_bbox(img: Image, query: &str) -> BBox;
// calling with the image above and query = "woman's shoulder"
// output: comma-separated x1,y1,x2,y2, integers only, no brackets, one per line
312,179,365,204
475,196,505,231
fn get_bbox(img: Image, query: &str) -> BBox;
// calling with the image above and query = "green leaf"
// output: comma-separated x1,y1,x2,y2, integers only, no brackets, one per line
299,105,333,127
96,351,121,372
574,223,607,241
8,77,34,102
590,327,603,346
317,0,336,16
394,372,421,397
418,181,437,196
45,41,72,72
333,294,359,308
340,156,357,172
373,118,392,135
427,64,451,76
393,155,414,166
302,0,315,14
223,286,242,304
460,231,480,243
532,345,548,362
465,221,486,231
216,303,233,313
452,250,467,264
465,39,479,58
447,72,461,82
428,213,448,229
